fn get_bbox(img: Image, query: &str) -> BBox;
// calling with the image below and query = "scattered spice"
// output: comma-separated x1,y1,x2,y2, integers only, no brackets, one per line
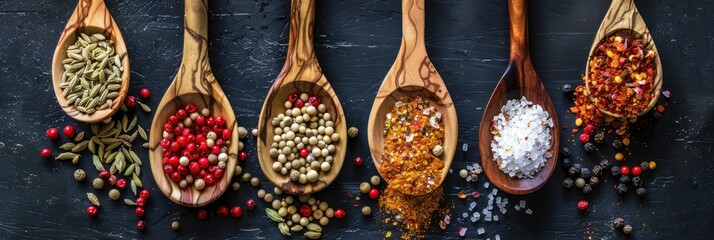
379,186,445,239
348,126,359,138
171,220,180,230
380,96,445,195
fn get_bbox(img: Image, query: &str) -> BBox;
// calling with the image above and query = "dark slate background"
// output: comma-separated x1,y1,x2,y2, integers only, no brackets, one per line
1,0,713,239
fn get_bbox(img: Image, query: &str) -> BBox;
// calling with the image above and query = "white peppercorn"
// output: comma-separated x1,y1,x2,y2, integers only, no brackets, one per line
242,172,251,182
232,182,240,191
194,179,206,190
361,206,372,216
257,189,266,199
92,178,104,189
370,175,381,186
108,189,120,200
319,216,329,225
74,169,86,181
264,193,274,203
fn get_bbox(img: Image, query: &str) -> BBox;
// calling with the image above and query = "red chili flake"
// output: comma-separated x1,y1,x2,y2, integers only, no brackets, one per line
458,227,468,237
471,192,480,199
346,193,353,198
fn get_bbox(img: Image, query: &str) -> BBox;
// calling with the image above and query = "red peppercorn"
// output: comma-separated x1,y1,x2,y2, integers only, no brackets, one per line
98,170,110,179
135,207,145,217
206,117,215,127
140,190,150,199
579,133,590,143
168,115,179,125
86,205,98,217
170,172,181,182
294,99,304,108
211,145,221,155
139,88,150,99
204,174,215,185
334,208,346,219
308,96,320,107
163,164,174,174
216,206,229,218
116,178,127,189
246,199,256,211
215,116,226,127
107,175,117,185
577,200,589,211
238,151,248,161
63,125,76,138
185,103,197,113
40,148,52,159
299,148,309,158
300,205,312,217
46,128,59,140
189,162,200,174
136,220,145,231
197,209,208,220
125,95,137,108
621,166,630,176
195,115,206,126
583,124,595,135
368,188,380,199
354,157,363,166
288,93,299,103
198,157,209,169
230,206,243,218
214,169,224,179
632,166,642,176
177,109,187,119
136,197,146,207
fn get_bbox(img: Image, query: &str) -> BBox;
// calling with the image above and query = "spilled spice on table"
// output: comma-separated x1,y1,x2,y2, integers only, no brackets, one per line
379,186,447,239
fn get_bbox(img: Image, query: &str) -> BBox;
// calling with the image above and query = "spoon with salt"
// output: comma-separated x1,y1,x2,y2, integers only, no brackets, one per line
51,0,130,123
478,0,559,195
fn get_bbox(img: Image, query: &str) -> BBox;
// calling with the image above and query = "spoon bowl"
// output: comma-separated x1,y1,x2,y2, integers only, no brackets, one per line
584,0,663,119
478,0,559,195
51,0,130,123
257,0,346,195
149,0,238,207
367,0,458,196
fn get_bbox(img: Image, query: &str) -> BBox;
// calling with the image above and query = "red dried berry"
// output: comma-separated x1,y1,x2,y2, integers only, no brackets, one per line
216,206,229,218
136,197,146,207
368,188,380,199
107,175,117,186
116,178,127,189
632,166,642,176
294,99,304,108
583,124,595,135
136,220,145,230
63,125,76,138
238,151,248,161
46,128,59,140
308,96,320,107
230,206,243,218
163,164,174,174
621,166,630,176
125,95,137,108
177,109,187,119
185,103,197,113
579,133,590,143
139,88,151,99
204,174,215,185
246,199,256,211
299,148,309,158
334,208,346,219
577,200,589,211
215,116,226,127
197,209,208,220
288,93,299,103
135,207,145,217
300,205,312,217
86,205,98,217
98,170,110,179
221,128,231,139
140,189,150,199
41,148,52,159
354,157,363,166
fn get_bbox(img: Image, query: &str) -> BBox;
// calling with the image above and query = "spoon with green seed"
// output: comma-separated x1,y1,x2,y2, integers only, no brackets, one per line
51,0,130,123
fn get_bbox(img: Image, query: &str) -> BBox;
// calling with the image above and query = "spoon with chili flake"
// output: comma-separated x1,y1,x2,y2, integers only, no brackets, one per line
149,0,238,207
478,0,559,195
367,0,458,196
584,0,663,119
51,0,130,123
256,0,346,195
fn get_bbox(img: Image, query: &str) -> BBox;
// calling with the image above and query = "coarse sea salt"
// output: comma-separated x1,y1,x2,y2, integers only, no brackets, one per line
490,96,553,178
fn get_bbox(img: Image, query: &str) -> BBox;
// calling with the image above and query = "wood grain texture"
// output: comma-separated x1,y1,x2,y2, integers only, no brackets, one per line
256,0,346,195
148,0,237,207
367,0,458,195
50,0,130,123
478,0,560,195
585,0,664,119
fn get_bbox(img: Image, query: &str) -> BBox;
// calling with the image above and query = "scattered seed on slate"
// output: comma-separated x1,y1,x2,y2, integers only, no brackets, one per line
560,147,571,157
635,187,646,197
612,139,623,149
619,175,631,184
580,168,592,179
613,218,625,228
568,166,579,176
631,176,643,187
616,183,628,194
593,132,605,143
562,84,573,95
563,178,574,189
575,178,586,188
639,161,649,171
610,166,621,177
599,159,611,169
561,158,573,170
583,142,596,153
582,184,592,195
589,176,599,187
592,165,603,176
623,224,633,235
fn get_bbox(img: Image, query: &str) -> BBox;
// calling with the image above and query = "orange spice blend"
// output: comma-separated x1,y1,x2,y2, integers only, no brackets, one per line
378,186,446,239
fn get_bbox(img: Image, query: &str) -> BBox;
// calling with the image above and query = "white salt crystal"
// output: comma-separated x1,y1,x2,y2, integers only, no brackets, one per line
519,200,526,208
482,208,489,214
493,215,499,221
462,143,468,152
500,208,507,214
525,209,533,215
492,189,498,195
487,205,493,210
484,182,490,188
469,202,477,211
477,228,485,235
473,212,480,218
514,205,521,211
462,212,469,218
496,197,502,204
471,216,478,222
495,235,501,240
485,215,492,222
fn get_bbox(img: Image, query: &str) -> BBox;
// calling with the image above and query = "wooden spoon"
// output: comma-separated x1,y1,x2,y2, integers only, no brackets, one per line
256,0,346,195
584,0,663,119
478,0,559,195
51,0,130,123
367,0,458,196
148,0,238,207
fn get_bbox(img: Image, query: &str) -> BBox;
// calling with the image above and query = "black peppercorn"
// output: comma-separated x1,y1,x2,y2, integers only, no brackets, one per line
562,84,573,95
631,176,643,187
583,142,596,153
582,184,593,195
580,168,592,179
568,166,579,176
592,165,603,176
561,158,573,170
612,139,623,149
590,176,599,187
635,187,646,197
560,147,571,158
619,175,631,184
613,217,625,229
563,178,575,189
593,132,605,143
616,183,628,194
610,166,621,177
600,159,612,169
640,161,649,171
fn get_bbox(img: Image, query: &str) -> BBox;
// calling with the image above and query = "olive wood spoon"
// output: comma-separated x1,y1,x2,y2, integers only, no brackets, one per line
478,0,559,195
367,0,458,196
257,0,346,195
51,0,130,123
149,0,238,207
585,0,663,118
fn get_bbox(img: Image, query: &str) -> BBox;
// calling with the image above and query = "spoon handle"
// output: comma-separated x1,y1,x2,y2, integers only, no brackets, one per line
507,0,529,61
174,0,216,94
400,0,427,55
277,0,322,84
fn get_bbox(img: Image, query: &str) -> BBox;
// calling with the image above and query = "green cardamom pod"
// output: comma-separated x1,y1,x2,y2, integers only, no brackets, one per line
72,155,80,165
265,208,284,223
93,155,105,171
304,231,321,239
278,222,290,236
87,193,100,206
71,140,89,152
306,223,322,232
60,142,75,151
74,131,85,142
290,225,303,232
55,152,78,160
